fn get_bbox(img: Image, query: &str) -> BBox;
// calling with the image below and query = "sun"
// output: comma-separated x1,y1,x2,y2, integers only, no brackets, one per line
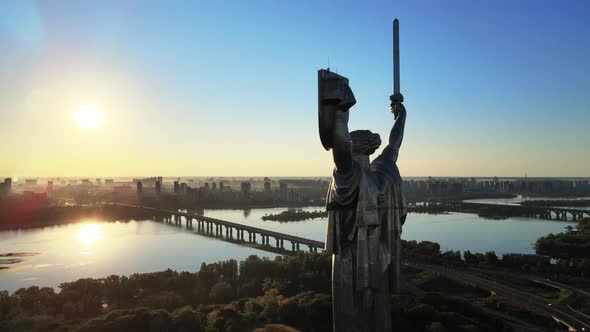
73,104,104,129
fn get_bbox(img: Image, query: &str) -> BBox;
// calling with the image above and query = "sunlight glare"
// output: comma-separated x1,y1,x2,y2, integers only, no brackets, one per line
75,224,104,245
73,104,104,129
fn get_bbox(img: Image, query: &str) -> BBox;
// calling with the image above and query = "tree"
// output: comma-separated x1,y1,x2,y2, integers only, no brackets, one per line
209,281,235,304
170,306,205,332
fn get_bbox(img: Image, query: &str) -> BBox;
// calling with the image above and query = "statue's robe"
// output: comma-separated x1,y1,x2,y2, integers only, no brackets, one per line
325,146,407,332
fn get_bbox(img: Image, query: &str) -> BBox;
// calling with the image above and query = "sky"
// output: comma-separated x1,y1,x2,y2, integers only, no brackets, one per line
0,0,588,178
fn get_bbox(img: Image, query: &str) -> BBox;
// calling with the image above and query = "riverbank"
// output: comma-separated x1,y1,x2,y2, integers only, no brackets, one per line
0,204,153,231
135,195,324,211
535,218,590,258
521,199,590,207
3,239,585,331
0,253,517,332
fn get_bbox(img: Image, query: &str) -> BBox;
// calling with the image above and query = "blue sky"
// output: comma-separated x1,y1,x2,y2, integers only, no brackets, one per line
0,0,588,177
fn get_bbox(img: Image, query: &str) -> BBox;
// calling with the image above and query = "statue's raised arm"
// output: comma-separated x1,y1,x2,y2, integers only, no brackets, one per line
388,93,407,152
331,109,353,175
372,93,406,168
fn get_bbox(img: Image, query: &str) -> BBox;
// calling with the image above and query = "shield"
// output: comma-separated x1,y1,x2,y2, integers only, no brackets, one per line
318,69,356,150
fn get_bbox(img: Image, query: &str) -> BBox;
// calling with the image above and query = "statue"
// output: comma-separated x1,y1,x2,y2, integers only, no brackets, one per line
319,19,407,332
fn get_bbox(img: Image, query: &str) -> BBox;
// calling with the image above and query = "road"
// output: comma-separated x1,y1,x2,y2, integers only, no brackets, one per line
407,262,590,331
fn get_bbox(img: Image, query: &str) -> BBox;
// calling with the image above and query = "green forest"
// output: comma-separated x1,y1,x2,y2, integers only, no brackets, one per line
1,252,517,332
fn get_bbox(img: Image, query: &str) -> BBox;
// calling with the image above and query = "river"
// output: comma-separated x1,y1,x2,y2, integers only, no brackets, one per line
0,205,575,291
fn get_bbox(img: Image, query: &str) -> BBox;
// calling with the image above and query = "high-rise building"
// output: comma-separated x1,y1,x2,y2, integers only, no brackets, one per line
4,178,12,192
264,182,271,193
241,182,252,198
212,182,217,190
137,181,143,195
219,182,224,191
0,178,12,196
280,182,288,200
155,181,162,195
174,181,180,194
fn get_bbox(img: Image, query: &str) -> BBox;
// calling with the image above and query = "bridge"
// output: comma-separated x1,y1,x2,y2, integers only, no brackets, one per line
104,203,325,254
460,202,590,221
413,201,590,221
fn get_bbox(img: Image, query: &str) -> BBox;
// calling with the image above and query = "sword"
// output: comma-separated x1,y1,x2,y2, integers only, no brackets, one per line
390,19,403,104
394,19,400,96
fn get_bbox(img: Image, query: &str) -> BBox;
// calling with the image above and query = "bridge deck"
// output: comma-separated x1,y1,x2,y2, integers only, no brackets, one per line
106,203,326,249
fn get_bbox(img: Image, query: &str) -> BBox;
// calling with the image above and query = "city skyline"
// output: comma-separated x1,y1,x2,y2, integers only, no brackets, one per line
1,0,589,177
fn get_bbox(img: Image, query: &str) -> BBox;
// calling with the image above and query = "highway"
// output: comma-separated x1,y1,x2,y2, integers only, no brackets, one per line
407,262,590,331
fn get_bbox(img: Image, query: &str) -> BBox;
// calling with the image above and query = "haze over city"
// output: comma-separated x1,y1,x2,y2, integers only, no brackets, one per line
1,0,588,178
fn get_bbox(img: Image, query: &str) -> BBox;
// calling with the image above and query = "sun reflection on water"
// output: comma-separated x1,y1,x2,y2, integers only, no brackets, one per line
75,224,104,246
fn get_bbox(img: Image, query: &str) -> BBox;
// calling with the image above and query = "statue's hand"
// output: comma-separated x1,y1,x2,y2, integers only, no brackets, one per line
337,85,356,111
389,93,405,119
390,93,404,103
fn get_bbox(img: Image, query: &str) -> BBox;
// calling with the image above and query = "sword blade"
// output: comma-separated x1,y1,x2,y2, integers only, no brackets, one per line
393,19,400,95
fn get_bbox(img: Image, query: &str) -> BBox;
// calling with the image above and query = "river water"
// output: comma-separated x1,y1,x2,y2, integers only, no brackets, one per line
0,203,576,292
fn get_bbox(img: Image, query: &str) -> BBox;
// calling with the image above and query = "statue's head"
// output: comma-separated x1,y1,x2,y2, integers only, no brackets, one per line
351,130,381,157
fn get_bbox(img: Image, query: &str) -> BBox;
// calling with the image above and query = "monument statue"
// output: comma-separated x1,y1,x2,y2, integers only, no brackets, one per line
318,19,407,332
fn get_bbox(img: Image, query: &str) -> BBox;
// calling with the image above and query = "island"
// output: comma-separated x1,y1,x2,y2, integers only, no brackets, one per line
261,210,327,222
